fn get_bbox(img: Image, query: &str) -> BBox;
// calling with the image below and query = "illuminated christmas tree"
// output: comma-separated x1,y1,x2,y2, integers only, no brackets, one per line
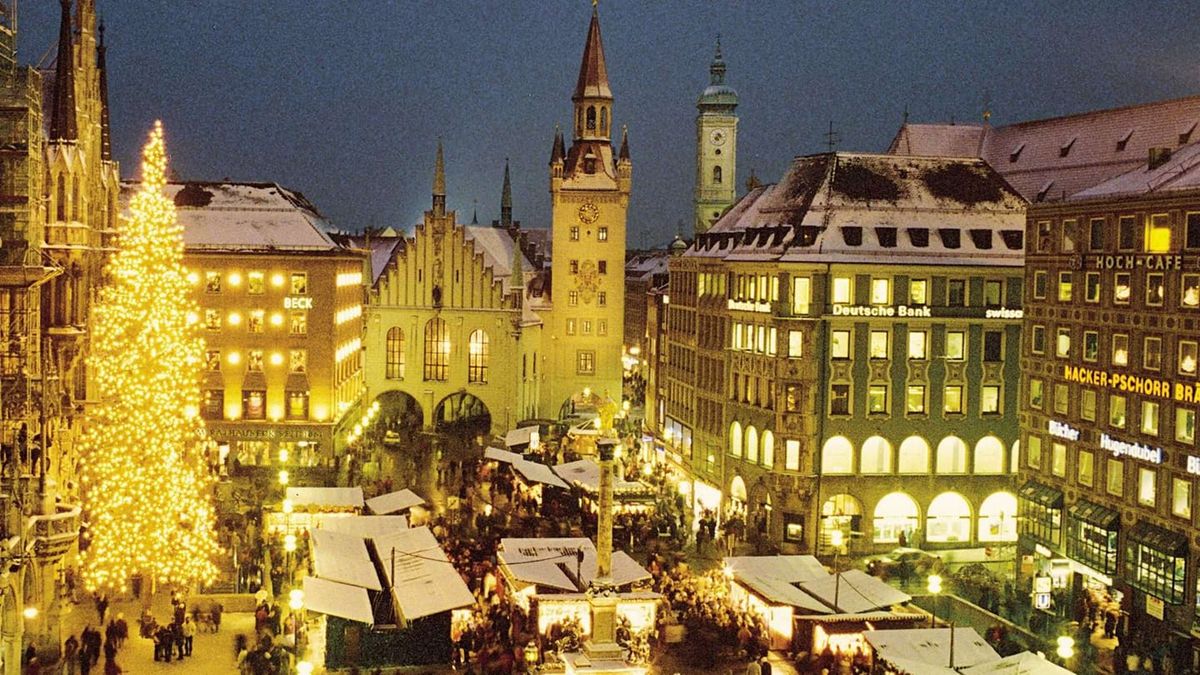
80,122,220,592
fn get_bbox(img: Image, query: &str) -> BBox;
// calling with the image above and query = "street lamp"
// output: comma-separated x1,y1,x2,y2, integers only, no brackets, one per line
289,589,305,660
831,530,844,610
927,574,943,627
278,469,289,486
22,606,37,620
297,662,314,675
1056,635,1075,661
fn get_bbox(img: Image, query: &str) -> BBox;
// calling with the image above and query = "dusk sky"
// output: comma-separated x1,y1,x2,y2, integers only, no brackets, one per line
17,1,1200,247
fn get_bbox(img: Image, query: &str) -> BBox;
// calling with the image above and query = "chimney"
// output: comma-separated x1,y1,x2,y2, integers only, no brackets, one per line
1149,147,1172,171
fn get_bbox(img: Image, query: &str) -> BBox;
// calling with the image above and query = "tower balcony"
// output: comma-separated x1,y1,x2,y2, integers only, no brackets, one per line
43,220,92,258
28,503,81,564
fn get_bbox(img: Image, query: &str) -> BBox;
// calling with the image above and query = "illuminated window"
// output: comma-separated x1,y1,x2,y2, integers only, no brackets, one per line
908,330,928,360
1083,331,1098,362
1147,273,1165,306
909,279,928,305
1061,219,1077,252
1144,336,1162,371
205,350,220,371
792,277,811,314
205,271,221,293
248,309,264,334
1026,435,1042,469
570,226,579,241
761,431,775,468
1056,327,1071,358
576,350,595,375
1183,274,1200,308
947,279,966,306
944,385,963,414
1109,394,1127,428
1177,408,1196,444
829,383,850,415
1173,479,1192,519
598,227,608,241
746,426,759,463
424,318,450,381
242,389,266,420
386,327,405,379
936,436,968,474
788,330,803,358
981,385,1001,414
945,330,965,360
1054,383,1069,415
598,291,607,306
598,320,607,336
821,436,853,474
1029,378,1044,409
1082,389,1096,421
468,330,490,383
867,384,888,415
289,311,307,335
1139,467,1157,506
870,278,890,305
289,349,307,374
831,276,852,304
566,319,576,335
1078,451,1094,487
1112,334,1129,367
830,330,850,360
1032,270,1047,299
287,391,309,420
1114,272,1131,304
898,436,930,473
569,291,578,306
906,385,926,414
785,440,801,471
290,272,308,295
869,330,889,359
248,350,264,372
1145,213,1171,252
582,320,592,335
248,271,265,294
1142,400,1160,436
1051,442,1066,477
860,436,892,474
1057,271,1072,302
1085,272,1100,303
202,390,223,420
205,309,221,331
984,279,1003,307
1107,458,1123,496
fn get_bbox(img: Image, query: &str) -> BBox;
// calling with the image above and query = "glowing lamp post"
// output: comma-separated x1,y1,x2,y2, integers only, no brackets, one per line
831,530,845,610
289,589,305,658
927,574,943,627
1056,635,1075,662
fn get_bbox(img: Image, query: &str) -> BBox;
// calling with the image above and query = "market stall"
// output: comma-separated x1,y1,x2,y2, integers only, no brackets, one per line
865,627,1001,672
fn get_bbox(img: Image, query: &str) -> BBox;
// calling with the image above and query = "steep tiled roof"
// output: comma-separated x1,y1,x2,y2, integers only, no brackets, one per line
1072,140,1200,200
573,8,611,101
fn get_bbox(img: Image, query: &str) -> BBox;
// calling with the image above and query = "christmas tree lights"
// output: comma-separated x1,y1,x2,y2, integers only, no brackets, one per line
80,122,220,592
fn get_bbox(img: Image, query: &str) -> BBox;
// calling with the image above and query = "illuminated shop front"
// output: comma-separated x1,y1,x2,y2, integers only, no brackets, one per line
1018,481,1062,547
872,492,919,544
1125,520,1187,606
1067,500,1119,578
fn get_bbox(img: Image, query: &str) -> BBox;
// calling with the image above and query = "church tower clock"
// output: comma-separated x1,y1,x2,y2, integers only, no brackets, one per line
546,4,630,417
694,38,738,235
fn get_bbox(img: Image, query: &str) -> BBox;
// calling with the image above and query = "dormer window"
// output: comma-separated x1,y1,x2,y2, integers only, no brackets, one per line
999,230,1024,250
841,227,862,246
969,229,993,249
938,228,961,249
1180,122,1197,146
583,151,596,174
1059,138,1076,158
1117,128,1134,151
1036,180,1055,203
1009,143,1025,163
876,227,897,248
907,228,929,247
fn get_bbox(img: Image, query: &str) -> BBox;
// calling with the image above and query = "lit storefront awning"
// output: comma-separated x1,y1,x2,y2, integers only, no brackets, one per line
1068,500,1119,530
1127,520,1187,556
1018,480,1063,509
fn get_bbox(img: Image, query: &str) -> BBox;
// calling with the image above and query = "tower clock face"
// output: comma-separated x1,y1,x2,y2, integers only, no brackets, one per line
709,129,727,146
577,201,600,224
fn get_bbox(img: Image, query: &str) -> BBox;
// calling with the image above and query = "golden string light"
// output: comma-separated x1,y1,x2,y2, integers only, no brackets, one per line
79,122,221,592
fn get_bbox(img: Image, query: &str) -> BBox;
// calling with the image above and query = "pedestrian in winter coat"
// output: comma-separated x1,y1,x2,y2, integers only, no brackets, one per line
182,617,195,656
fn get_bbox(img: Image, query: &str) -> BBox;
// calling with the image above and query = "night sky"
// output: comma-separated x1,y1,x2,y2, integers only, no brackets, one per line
16,1,1200,247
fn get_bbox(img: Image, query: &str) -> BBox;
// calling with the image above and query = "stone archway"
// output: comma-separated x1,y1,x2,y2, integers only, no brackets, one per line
434,391,492,438
373,390,424,444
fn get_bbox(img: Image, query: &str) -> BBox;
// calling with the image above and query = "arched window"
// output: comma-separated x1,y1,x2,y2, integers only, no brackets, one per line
386,327,405,379
897,436,930,473
600,107,608,135
71,178,80,221
936,436,968,474
860,436,893,474
927,492,972,543
761,430,775,469
821,436,854,474
978,491,1018,542
1011,440,1020,474
973,436,1006,474
586,106,596,131
423,318,450,381
873,492,919,543
713,165,723,185
729,421,742,458
55,174,65,222
468,329,489,383
821,494,862,552
745,426,759,463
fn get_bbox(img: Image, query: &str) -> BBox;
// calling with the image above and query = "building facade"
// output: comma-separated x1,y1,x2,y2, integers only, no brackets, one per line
693,40,738,235
658,152,1027,556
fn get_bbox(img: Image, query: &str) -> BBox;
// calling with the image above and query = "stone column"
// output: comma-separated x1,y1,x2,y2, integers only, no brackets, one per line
595,438,615,580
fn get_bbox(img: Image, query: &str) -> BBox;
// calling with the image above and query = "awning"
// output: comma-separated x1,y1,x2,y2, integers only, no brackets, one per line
311,529,383,591
1127,520,1188,556
505,426,539,448
365,489,425,515
374,527,475,621
1019,481,1063,509
287,487,364,510
319,515,409,538
303,576,374,624
1069,500,1119,530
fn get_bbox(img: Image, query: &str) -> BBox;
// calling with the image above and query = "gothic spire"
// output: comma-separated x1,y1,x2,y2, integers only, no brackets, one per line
572,4,611,102
97,20,112,161
618,126,630,161
432,138,446,216
500,158,513,227
50,0,78,143
550,126,565,165
471,199,478,225
709,34,726,86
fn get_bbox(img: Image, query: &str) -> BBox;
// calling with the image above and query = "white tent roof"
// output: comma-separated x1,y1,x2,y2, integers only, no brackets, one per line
498,537,650,592
552,459,653,495
365,489,426,515
505,426,539,448
866,627,1000,670
485,447,522,463
960,651,1074,675
512,458,570,489
303,576,374,625
320,515,409,538
287,487,364,510
373,527,474,621
799,569,911,614
311,529,382,591
725,555,830,613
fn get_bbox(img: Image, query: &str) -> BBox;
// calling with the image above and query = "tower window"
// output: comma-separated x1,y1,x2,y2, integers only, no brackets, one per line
600,107,608,135
586,106,596,131
713,166,723,185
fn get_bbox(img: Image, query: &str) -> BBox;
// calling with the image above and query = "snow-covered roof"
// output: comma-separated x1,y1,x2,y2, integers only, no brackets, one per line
798,569,911,614
553,459,654,496
120,181,341,252
865,627,1000,670
365,489,426,515
1072,139,1200,200
319,515,409,539
726,555,829,613
311,528,383,591
960,652,1073,675
303,576,375,624
504,426,539,448
286,487,363,511
687,153,1026,267
485,447,523,463
373,526,475,620
498,537,650,592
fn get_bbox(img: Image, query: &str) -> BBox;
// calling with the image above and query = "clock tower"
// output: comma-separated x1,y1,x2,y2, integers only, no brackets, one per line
547,4,630,417
694,38,738,235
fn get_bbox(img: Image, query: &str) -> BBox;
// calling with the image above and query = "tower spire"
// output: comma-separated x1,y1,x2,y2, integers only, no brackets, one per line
618,126,630,162
710,34,726,86
432,138,446,216
500,158,513,227
97,20,112,161
50,0,78,143
573,2,610,101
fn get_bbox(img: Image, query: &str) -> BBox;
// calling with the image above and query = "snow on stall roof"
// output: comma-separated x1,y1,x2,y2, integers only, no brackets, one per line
311,528,382,591
553,459,653,495
959,651,1074,675
798,569,911,614
485,447,523,464
511,458,570,490
498,538,651,592
120,181,341,251
303,576,375,625
286,487,363,510
725,556,829,613
865,627,1000,670
504,426,539,448
373,526,474,620
365,489,426,515
319,515,409,539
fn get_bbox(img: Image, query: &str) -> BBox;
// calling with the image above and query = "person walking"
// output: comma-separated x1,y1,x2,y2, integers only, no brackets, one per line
182,616,195,656
94,594,108,625
63,634,79,675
